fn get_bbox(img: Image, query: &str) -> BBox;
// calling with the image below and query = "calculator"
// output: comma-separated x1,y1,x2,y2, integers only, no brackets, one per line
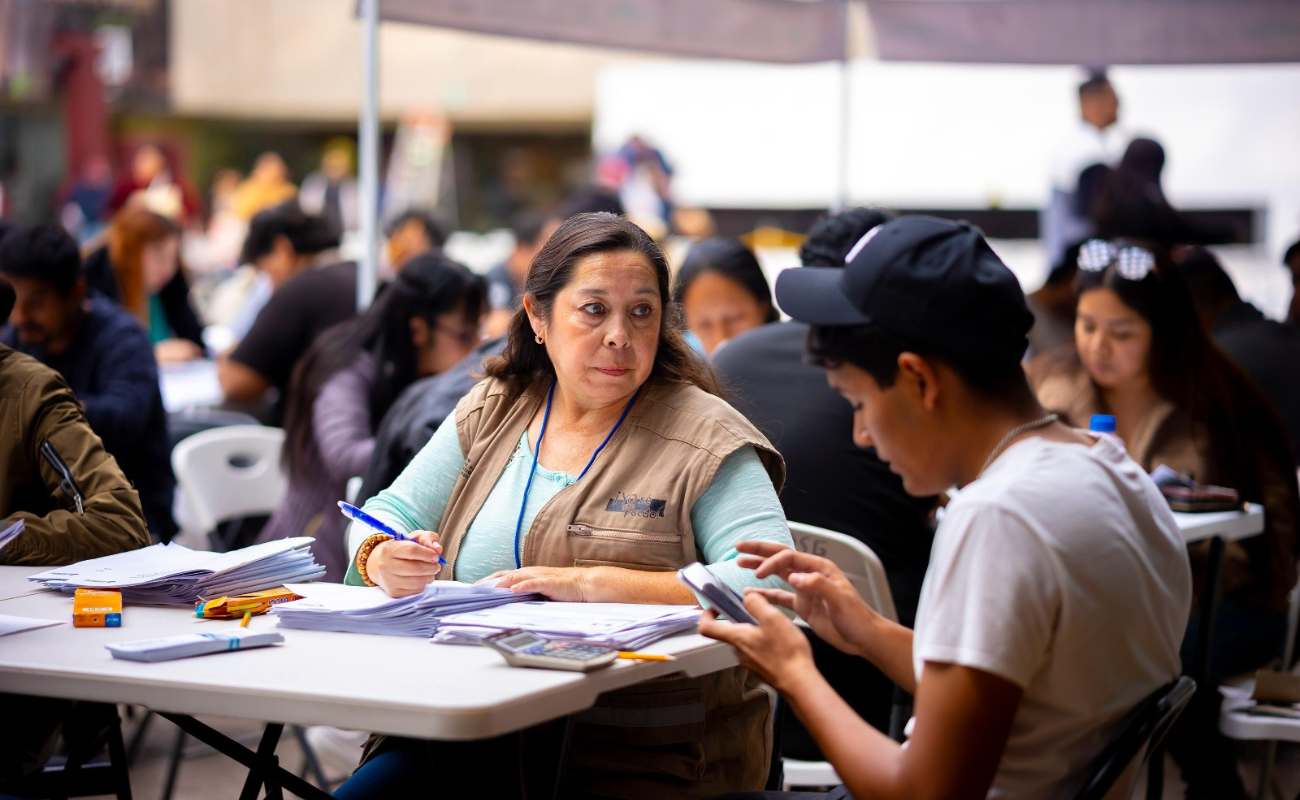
481,629,619,672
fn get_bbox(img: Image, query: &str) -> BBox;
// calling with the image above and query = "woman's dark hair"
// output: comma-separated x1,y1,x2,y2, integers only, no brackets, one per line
282,251,486,476
485,212,721,396
1074,239,1289,493
671,238,778,323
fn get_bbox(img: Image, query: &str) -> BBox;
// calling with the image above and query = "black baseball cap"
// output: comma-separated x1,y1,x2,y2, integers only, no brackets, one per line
775,215,1033,365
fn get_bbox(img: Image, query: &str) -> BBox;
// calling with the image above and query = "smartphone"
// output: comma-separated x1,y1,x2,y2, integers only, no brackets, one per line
480,629,619,672
677,562,757,625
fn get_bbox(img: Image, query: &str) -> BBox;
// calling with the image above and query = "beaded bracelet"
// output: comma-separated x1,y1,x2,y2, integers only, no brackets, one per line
355,533,394,587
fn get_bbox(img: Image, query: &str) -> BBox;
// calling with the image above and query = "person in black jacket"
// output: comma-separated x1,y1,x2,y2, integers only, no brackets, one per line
83,206,206,363
0,223,177,543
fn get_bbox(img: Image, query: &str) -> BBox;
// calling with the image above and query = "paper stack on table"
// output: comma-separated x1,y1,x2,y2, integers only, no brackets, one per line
432,601,701,650
269,581,544,637
27,538,324,605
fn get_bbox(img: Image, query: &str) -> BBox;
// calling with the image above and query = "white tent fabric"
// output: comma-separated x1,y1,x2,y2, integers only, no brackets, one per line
354,0,1299,308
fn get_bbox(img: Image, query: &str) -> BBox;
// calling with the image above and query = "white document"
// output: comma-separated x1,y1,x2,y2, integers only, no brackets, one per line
0,614,64,637
272,581,543,637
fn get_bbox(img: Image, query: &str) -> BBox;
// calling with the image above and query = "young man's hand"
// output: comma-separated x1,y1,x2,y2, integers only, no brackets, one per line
733,540,881,658
697,592,818,694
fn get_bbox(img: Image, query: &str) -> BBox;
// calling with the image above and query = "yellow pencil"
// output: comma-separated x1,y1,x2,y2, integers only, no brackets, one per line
240,611,252,628
617,652,675,662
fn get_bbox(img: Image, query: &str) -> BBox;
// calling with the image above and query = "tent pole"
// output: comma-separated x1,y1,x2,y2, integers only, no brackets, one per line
835,0,852,212
357,0,380,311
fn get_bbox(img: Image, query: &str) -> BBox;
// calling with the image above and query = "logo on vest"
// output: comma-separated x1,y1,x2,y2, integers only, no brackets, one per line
605,493,668,518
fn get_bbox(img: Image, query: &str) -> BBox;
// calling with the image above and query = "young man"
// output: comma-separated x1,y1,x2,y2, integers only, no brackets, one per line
0,223,176,543
0,275,150,786
219,202,353,419
700,216,1191,800
712,208,937,755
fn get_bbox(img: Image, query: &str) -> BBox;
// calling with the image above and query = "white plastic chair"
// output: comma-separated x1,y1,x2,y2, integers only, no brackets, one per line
170,425,287,551
782,521,899,790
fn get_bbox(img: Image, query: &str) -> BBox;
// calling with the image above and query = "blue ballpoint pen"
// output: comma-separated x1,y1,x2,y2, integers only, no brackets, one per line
337,501,447,565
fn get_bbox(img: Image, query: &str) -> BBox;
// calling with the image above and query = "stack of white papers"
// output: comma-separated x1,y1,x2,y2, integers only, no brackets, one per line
432,601,701,650
27,538,324,605
270,581,544,637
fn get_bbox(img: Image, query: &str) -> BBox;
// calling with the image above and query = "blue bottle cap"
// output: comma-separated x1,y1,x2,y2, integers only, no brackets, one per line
1089,414,1117,433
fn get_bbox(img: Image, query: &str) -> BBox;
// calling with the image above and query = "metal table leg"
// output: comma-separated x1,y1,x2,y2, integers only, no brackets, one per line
157,714,333,800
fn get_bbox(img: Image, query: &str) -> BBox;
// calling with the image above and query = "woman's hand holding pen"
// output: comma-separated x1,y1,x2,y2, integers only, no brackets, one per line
732,540,880,659
369,531,443,598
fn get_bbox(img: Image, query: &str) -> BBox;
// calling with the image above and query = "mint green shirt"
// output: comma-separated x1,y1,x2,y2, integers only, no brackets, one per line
345,417,793,593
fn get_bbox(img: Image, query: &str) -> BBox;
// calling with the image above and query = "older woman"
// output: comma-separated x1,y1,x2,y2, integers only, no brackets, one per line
335,213,793,800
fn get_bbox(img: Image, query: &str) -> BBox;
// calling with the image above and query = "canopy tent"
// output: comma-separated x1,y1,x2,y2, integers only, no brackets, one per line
867,0,1300,65
353,0,1300,308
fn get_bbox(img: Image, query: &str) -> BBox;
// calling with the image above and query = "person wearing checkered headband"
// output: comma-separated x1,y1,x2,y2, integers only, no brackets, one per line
1031,238,1300,800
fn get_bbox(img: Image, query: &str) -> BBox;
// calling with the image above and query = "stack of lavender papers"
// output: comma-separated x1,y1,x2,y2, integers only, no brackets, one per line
270,581,543,637
27,538,324,605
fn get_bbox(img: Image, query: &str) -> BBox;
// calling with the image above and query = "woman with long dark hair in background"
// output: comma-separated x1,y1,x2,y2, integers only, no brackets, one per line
672,237,779,356
1031,238,1298,800
255,251,486,579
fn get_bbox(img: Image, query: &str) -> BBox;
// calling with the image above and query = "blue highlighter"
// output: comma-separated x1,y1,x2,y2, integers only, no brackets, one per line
337,501,447,565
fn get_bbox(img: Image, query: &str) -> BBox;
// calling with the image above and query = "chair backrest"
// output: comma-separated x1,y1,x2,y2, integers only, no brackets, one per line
788,521,898,623
171,425,287,536
1072,675,1196,800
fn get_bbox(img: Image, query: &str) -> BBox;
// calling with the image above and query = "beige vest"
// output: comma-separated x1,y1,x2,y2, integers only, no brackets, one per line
441,375,784,799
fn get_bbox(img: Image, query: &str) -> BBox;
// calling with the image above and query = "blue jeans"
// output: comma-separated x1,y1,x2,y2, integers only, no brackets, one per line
332,734,525,799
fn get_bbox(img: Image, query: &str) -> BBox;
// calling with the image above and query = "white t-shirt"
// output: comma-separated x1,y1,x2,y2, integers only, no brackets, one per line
1049,120,1124,191
913,433,1191,800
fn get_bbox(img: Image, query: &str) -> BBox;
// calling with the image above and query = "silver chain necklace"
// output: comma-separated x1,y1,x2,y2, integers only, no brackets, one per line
978,413,1060,476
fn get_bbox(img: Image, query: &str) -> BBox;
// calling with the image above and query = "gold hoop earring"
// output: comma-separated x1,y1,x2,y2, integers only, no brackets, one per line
534,334,544,345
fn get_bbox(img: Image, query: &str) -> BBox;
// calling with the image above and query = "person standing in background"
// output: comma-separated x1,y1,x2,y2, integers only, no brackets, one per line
1041,71,1123,272
300,138,359,236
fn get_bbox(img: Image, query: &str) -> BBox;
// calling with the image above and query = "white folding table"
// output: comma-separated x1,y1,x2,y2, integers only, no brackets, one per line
1172,503,1266,683
0,567,736,799
1145,503,1265,800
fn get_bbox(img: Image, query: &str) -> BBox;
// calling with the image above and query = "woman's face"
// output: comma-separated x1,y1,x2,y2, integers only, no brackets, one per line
681,271,769,356
141,235,180,294
414,309,479,378
528,250,661,410
1075,287,1153,391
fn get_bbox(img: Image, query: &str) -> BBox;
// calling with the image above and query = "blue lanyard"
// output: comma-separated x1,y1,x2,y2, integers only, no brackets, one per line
513,379,642,568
